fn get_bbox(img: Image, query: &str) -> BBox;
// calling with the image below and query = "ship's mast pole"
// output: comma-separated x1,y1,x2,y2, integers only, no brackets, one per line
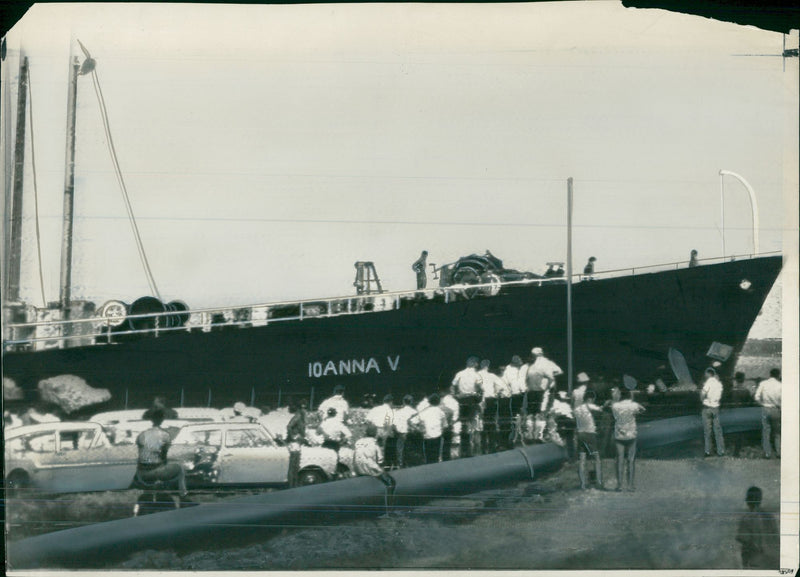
5,56,28,303
59,56,80,321
566,177,574,396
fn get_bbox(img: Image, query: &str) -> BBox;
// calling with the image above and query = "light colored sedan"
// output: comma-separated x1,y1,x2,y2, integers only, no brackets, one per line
171,422,346,486
5,422,137,494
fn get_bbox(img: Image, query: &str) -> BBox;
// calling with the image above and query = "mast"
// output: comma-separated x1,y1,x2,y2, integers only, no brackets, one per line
5,56,28,303
59,56,80,320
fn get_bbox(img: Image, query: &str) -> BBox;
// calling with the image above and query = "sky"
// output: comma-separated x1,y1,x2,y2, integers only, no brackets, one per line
1,1,798,311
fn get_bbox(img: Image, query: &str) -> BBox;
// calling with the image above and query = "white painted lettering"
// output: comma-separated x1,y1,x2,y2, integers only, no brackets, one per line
387,355,400,371
323,360,337,376
313,362,323,378
339,360,351,375
352,358,365,373
366,357,381,374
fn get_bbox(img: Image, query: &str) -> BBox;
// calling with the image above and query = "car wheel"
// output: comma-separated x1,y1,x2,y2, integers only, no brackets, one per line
6,470,31,496
297,468,326,486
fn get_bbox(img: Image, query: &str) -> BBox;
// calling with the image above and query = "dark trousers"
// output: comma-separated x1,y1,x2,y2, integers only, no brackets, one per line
423,436,443,464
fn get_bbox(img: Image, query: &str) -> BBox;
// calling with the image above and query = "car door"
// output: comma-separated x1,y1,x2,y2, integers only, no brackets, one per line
216,426,289,485
33,426,136,493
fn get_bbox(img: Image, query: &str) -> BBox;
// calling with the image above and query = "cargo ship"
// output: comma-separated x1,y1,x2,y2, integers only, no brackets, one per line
1,47,784,411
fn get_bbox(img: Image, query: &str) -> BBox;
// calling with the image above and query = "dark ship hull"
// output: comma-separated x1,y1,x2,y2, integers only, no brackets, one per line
1,255,782,410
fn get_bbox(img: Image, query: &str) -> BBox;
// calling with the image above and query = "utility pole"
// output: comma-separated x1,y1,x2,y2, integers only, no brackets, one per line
566,177,574,396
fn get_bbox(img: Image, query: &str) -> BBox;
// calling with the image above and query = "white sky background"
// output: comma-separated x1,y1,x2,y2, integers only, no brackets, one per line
1,1,798,311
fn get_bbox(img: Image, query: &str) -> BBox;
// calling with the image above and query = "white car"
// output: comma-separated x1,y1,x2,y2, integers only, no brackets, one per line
5,422,138,494
172,422,347,486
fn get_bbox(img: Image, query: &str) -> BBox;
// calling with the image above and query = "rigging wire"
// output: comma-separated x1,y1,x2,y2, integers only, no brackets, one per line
26,63,48,307
86,61,161,300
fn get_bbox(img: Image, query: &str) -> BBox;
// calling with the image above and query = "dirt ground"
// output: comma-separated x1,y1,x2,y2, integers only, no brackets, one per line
7,450,778,572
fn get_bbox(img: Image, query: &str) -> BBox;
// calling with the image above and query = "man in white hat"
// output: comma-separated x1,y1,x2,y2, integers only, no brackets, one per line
572,372,591,408
525,347,563,414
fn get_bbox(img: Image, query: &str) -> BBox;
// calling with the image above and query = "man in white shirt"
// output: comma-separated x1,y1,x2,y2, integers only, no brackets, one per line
503,355,527,423
526,347,563,414
452,356,483,452
393,395,418,468
366,394,397,466
317,385,349,423
409,394,448,464
754,368,781,459
479,359,504,453
700,367,725,457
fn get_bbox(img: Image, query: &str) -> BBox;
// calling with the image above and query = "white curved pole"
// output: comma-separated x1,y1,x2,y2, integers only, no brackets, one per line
719,169,760,256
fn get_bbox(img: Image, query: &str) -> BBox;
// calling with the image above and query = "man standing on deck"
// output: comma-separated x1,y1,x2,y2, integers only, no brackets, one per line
700,367,725,457
583,256,596,279
412,250,429,290
754,368,781,459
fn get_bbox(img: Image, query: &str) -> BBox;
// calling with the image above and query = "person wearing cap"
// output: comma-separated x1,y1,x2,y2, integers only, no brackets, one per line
572,372,591,408
367,394,397,466
393,395,418,468
526,347,563,415
689,249,699,267
753,368,781,459
318,407,353,452
700,367,725,457
318,385,349,423
611,388,645,491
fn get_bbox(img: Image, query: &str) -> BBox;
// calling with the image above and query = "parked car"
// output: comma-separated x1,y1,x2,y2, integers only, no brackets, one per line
172,422,348,486
4,420,347,495
4,422,138,494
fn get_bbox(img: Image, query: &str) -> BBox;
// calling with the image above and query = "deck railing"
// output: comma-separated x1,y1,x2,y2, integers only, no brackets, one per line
1,251,780,351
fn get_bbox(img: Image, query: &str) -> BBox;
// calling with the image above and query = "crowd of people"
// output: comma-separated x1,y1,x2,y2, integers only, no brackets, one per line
259,348,782,496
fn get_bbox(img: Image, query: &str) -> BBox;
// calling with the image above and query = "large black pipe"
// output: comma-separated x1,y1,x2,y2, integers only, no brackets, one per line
7,409,761,569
